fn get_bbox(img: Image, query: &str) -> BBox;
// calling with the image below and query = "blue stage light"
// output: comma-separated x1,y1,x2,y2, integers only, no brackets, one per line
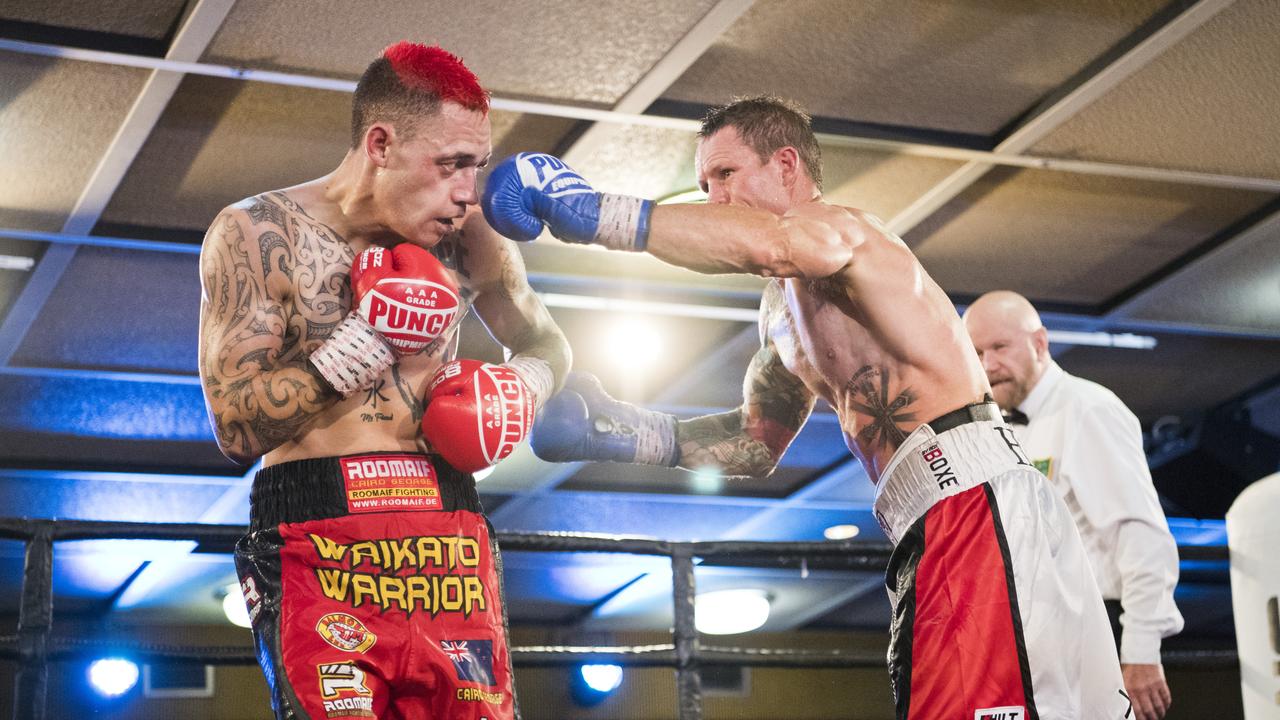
87,657,139,698
580,664,623,694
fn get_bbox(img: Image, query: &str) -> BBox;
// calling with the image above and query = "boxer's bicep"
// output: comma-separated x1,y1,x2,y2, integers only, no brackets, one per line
468,231,571,390
197,207,333,462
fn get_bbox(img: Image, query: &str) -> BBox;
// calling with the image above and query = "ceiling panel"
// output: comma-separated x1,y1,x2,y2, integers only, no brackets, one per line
909,166,1276,305
100,74,351,232
0,52,149,232
202,0,718,105
486,492,768,539
822,148,967,220
0,237,46,316
0,0,186,39
561,125,699,200
663,0,1167,135
12,246,199,372
1056,334,1280,423
1032,0,1280,178
1113,208,1280,336
0,469,237,521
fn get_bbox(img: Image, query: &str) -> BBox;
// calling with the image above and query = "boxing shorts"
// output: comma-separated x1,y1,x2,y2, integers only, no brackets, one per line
234,452,517,720
874,401,1128,720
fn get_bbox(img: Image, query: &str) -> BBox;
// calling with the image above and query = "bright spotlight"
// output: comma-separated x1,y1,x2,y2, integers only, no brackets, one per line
824,524,860,540
580,664,623,693
222,582,252,628
601,317,663,374
691,467,722,494
695,589,771,635
87,658,139,698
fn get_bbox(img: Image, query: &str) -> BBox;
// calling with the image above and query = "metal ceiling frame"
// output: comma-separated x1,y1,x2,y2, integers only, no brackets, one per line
0,0,237,368
886,0,1238,236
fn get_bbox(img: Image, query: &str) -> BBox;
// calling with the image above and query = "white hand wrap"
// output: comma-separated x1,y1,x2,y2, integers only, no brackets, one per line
308,314,395,397
502,355,555,413
632,407,680,467
594,194,651,251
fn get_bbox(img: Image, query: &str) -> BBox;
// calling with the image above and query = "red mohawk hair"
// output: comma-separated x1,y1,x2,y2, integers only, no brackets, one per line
382,42,489,114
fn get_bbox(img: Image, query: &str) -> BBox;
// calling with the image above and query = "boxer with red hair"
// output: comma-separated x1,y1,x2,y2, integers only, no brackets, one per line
199,41,567,719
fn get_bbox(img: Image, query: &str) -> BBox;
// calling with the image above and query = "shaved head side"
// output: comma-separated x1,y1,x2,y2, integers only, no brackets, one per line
963,290,1043,334
962,291,1050,412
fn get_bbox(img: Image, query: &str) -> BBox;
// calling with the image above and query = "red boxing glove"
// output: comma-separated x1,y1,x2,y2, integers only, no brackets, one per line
351,243,460,355
423,359,535,473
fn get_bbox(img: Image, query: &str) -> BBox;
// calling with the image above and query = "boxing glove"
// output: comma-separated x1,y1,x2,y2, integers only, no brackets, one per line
350,244,461,355
309,244,460,397
482,152,653,251
531,371,679,467
423,359,536,473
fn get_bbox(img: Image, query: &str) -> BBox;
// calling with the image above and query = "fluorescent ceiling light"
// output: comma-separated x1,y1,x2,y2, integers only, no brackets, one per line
0,254,35,270
695,589,771,635
823,524,860,540
222,582,252,628
1046,330,1157,349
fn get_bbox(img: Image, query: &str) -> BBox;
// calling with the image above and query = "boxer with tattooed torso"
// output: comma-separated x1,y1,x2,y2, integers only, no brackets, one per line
198,42,567,720
486,97,1129,720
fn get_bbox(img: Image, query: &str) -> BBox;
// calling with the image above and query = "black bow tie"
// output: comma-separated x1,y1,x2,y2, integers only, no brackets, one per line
1003,409,1030,426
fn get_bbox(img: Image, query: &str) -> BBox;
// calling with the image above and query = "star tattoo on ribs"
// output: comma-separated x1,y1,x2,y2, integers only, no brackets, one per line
847,365,917,450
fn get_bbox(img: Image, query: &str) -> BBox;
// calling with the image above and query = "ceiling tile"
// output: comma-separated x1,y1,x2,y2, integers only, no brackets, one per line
202,0,718,105
664,0,1166,135
910,166,1275,305
1032,0,1280,178
0,53,149,232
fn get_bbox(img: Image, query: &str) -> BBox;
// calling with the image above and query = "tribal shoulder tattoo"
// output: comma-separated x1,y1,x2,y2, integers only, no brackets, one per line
198,193,350,460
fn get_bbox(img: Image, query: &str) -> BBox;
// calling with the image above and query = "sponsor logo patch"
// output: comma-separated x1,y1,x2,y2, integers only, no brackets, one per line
239,574,262,625
1032,457,1052,478
340,453,442,514
318,662,373,718
975,707,1025,720
441,639,497,687
919,443,958,490
316,612,377,653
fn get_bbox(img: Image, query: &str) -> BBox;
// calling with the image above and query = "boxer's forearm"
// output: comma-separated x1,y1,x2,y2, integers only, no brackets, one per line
202,360,340,464
676,410,779,478
648,204,849,279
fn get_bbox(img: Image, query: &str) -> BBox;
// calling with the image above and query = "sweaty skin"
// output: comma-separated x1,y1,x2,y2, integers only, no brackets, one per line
199,104,568,466
656,127,990,483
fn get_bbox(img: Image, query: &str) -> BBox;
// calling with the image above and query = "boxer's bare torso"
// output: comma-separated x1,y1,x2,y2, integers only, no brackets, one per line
199,186,478,467
761,205,989,482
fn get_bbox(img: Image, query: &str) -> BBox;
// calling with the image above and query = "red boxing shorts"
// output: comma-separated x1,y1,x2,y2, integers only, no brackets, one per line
874,403,1128,720
234,452,516,720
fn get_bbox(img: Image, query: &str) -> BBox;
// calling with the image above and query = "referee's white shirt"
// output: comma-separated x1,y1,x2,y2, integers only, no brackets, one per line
1013,361,1184,664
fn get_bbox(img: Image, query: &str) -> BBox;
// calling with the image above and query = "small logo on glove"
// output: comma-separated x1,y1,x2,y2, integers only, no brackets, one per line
515,153,593,198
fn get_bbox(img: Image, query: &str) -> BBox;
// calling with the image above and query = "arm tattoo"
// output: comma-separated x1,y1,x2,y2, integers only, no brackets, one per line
677,411,777,478
846,365,916,451
199,198,345,460
677,285,814,477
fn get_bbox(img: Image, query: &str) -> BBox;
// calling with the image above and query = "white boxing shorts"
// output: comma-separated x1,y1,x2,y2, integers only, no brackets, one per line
874,405,1127,720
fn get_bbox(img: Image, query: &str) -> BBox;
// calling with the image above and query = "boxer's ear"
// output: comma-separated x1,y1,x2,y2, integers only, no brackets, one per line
772,146,801,186
364,123,392,168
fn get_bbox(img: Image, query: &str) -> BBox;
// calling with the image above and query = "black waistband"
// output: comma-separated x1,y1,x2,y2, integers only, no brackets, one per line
926,396,1003,435
249,452,482,532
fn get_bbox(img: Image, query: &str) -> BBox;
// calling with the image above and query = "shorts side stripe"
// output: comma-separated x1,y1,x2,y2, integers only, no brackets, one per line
983,483,1041,720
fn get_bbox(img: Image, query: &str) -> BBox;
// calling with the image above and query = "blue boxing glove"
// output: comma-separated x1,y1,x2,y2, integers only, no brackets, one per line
482,152,653,251
531,371,679,466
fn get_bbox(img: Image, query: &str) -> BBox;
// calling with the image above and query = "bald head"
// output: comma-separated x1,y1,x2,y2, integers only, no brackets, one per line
962,291,1050,411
